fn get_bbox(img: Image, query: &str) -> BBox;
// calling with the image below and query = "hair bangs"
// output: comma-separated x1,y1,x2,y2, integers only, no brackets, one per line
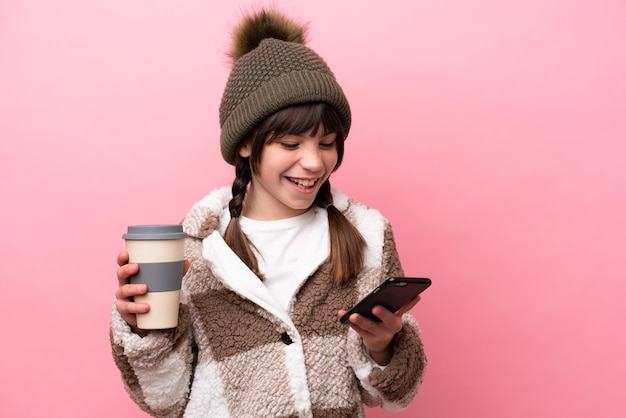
265,103,344,140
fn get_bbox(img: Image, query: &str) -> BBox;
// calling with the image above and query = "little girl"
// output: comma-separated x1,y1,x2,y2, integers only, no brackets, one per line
111,9,426,418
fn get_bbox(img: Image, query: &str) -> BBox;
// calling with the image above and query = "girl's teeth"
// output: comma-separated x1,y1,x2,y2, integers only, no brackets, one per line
291,178,315,187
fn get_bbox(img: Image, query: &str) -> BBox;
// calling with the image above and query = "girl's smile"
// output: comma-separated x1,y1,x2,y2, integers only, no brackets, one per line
286,177,319,190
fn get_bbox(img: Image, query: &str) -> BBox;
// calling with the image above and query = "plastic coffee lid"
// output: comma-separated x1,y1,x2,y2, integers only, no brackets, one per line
123,224,187,240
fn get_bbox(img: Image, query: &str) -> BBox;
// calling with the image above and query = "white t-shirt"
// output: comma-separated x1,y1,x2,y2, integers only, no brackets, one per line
239,207,330,310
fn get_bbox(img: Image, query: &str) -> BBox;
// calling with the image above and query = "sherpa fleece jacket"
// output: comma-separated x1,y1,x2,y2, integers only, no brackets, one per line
110,186,427,418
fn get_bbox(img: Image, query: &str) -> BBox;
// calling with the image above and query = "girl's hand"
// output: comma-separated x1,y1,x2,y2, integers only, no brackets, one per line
115,251,149,335
338,295,421,365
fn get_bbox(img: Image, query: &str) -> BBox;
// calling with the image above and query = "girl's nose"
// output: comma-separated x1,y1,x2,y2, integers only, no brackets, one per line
299,145,323,171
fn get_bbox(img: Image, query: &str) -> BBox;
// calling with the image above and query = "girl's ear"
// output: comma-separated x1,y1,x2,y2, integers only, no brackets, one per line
238,141,251,158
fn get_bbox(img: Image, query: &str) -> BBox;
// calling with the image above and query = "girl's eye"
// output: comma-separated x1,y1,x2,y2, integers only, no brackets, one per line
320,141,336,149
279,142,298,149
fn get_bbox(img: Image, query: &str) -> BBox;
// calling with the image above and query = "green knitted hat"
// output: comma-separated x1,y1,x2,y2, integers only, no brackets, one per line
219,9,351,165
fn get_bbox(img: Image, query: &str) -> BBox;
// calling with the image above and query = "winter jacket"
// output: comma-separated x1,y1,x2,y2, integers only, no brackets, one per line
110,186,427,418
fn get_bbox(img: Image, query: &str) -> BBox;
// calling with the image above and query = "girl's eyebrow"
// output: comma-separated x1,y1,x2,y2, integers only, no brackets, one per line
292,131,336,139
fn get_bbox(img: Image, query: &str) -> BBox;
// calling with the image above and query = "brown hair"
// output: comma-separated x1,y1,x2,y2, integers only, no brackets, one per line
223,103,366,285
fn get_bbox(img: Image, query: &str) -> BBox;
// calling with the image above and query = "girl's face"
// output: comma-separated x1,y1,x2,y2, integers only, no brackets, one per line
239,126,338,220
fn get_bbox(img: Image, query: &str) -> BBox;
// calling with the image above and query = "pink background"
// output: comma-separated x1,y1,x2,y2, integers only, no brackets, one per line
1,0,625,417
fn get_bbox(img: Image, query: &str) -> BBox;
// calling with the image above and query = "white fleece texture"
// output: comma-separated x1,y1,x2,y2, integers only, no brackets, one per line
283,335,313,414
183,361,230,418
110,305,191,411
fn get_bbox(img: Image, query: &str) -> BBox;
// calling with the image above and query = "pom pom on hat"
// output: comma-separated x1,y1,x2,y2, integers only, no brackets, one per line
228,9,308,62
219,8,351,165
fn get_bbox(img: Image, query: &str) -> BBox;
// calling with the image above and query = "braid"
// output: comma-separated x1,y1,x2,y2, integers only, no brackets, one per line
316,180,366,285
223,157,264,279
229,159,251,218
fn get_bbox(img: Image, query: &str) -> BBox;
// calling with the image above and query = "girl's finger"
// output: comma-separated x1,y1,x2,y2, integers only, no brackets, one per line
116,263,139,286
115,283,147,300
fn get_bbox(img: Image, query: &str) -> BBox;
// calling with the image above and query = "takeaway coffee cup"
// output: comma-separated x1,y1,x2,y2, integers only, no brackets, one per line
123,224,187,329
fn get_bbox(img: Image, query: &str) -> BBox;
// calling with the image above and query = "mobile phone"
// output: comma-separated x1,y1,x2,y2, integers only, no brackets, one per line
339,277,431,324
